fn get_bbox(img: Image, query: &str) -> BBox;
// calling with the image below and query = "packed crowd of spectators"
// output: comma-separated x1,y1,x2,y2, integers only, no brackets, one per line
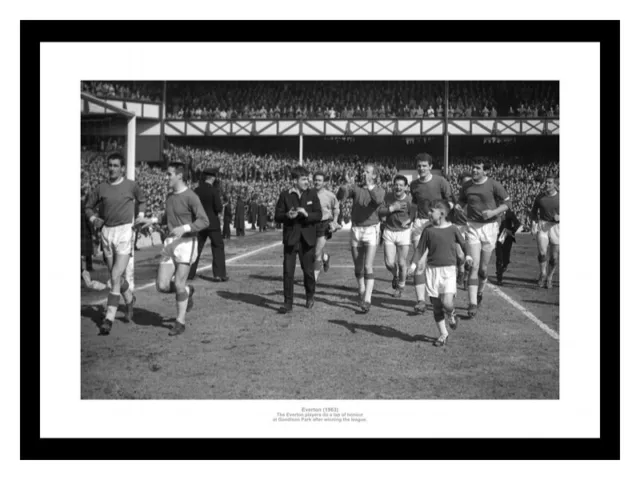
82,81,163,103
83,81,559,119
82,144,558,238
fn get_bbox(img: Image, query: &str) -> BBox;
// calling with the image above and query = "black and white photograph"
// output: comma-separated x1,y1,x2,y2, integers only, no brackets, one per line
79,80,561,401
15,16,626,469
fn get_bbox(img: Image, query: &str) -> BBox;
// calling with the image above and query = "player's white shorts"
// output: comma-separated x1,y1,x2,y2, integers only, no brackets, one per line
425,265,458,298
382,227,412,246
100,223,133,257
351,224,380,247
160,235,198,265
466,221,500,245
537,220,560,245
411,218,431,243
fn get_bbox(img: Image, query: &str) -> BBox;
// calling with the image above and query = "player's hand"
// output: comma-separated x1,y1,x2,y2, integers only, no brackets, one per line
505,228,514,237
530,222,538,235
296,208,308,217
134,217,154,231
481,209,494,220
170,226,187,239
287,208,298,219
464,255,474,267
407,262,417,276
554,214,560,222
92,217,105,230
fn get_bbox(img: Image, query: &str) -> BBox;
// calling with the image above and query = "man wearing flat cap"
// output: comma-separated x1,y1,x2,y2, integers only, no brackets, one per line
188,167,229,282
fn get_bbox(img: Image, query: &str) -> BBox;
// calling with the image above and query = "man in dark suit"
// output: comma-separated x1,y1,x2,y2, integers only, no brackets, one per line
274,166,322,313
495,209,522,286
249,195,258,230
258,198,268,232
188,168,229,282
234,195,245,236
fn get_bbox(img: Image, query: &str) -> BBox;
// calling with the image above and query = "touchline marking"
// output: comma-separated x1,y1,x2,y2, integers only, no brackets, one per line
87,241,282,305
486,284,559,341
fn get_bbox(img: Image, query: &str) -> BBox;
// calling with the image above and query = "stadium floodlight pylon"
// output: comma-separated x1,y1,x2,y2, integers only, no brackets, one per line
81,92,138,289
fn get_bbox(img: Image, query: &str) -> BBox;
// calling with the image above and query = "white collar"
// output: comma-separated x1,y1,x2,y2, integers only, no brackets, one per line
418,174,433,183
394,193,407,201
109,177,125,186
174,186,188,194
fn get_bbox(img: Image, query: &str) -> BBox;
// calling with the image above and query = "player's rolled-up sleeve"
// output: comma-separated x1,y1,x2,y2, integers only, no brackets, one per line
494,181,512,209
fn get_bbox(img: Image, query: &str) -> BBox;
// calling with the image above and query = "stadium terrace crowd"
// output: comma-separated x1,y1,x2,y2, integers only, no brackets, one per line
83,81,559,119
82,145,559,243
82,81,163,103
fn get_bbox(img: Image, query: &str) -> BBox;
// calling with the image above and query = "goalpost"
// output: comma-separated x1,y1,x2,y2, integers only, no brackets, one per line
81,93,137,289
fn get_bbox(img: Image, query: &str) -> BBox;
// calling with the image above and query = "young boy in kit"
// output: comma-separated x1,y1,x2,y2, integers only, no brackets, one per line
409,200,472,347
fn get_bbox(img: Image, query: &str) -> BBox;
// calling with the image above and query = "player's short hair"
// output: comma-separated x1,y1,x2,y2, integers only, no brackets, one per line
431,199,451,216
107,152,125,167
313,171,326,181
393,175,408,186
473,159,490,171
290,165,310,180
168,162,187,179
415,153,433,166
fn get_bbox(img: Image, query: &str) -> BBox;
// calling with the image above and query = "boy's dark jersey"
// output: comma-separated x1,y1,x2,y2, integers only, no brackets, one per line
417,224,467,267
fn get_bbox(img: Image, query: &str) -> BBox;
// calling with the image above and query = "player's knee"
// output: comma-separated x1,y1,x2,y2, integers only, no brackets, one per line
442,298,454,312
478,269,488,281
549,253,559,267
538,253,547,263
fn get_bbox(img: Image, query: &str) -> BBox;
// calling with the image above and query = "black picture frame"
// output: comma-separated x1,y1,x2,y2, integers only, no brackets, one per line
22,19,620,461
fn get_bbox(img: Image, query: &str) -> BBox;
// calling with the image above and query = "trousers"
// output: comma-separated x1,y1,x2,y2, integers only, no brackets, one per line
283,241,316,306
188,229,227,279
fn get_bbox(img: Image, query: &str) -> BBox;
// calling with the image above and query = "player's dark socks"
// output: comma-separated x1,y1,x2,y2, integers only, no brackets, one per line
468,303,478,318
477,293,483,307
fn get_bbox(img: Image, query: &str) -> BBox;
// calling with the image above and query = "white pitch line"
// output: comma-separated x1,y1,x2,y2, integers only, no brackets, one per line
87,241,282,305
486,284,559,341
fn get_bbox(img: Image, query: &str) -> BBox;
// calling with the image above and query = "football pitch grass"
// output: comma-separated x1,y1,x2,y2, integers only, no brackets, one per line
81,229,559,399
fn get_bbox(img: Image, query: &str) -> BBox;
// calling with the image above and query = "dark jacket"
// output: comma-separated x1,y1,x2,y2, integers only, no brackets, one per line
194,181,223,231
223,203,233,222
498,209,522,242
275,187,322,247
249,201,259,223
258,204,268,228
234,198,245,229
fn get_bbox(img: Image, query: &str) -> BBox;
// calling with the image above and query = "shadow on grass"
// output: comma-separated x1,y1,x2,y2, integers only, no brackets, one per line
328,320,437,343
80,305,172,331
216,290,280,312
